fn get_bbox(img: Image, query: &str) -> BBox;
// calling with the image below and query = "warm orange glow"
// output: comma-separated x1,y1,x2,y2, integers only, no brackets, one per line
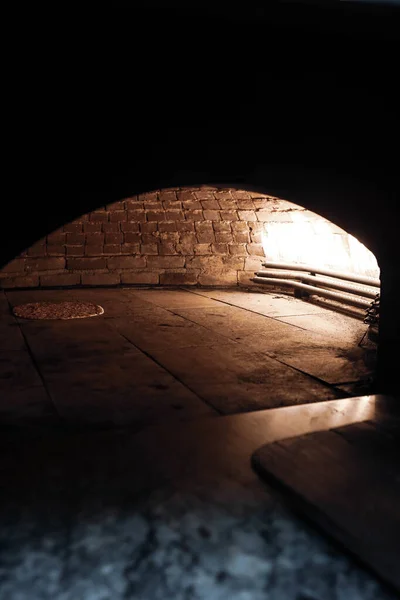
261,212,380,277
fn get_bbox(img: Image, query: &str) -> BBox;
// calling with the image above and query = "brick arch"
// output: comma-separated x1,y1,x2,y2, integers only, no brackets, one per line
0,185,378,290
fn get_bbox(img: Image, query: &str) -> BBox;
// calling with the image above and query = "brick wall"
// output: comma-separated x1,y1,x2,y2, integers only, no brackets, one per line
0,187,370,289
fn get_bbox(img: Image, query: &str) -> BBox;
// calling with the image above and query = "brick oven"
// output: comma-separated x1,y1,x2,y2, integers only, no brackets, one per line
0,188,379,291
0,4,399,598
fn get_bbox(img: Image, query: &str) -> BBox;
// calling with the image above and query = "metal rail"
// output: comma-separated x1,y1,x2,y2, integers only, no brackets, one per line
255,270,378,299
251,276,373,309
261,261,380,288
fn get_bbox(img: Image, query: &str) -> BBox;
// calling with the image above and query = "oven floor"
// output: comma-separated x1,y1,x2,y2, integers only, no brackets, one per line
0,287,376,432
0,287,396,599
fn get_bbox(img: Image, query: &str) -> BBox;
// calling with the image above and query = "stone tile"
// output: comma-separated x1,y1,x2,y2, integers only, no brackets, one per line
0,386,58,425
53,380,214,428
266,347,375,385
275,311,368,343
130,289,220,308
0,349,43,390
188,289,328,317
110,314,229,352
171,306,300,340
0,321,27,351
0,396,393,600
195,380,339,413
149,344,340,412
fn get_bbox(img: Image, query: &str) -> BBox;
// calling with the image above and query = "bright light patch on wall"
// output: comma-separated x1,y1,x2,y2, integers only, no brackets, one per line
261,211,380,278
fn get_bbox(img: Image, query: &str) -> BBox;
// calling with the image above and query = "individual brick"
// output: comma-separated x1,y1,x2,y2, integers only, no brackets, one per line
195,221,213,233
158,242,176,255
198,272,237,286
1,258,26,273
222,256,245,270
81,273,121,286
125,197,143,209
158,221,177,233
67,257,106,270
237,199,255,210
256,209,280,223
194,189,215,200
250,230,262,243
184,210,203,221
139,191,158,203
105,233,123,245
177,233,197,255
140,233,157,245
160,271,199,285
140,244,158,255
228,244,247,256
121,221,140,232
140,222,158,233
159,232,179,243
26,257,65,271
211,243,228,254
64,222,83,233
238,271,258,286
165,210,184,221
217,199,237,210
232,190,252,199
85,246,104,256
147,256,185,269
253,198,275,209
213,221,231,232
27,244,47,257
89,212,109,223
47,232,67,244
40,273,81,287
215,232,233,243
120,244,140,255
85,232,105,245
196,231,215,244
200,199,219,210
246,244,265,256
127,210,146,222
177,190,196,202
83,222,102,233
176,221,194,232
103,245,122,254
215,190,233,201
182,200,202,210
232,231,250,244
0,275,39,288
231,221,248,231
47,245,66,256
65,246,85,256
238,210,257,221
244,256,264,271
194,244,211,255
185,256,225,270
121,272,159,285
220,211,238,221
159,190,178,204
146,211,166,222
66,233,85,245
106,200,125,211
102,223,121,233
124,233,141,244
203,210,221,221
107,256,146,270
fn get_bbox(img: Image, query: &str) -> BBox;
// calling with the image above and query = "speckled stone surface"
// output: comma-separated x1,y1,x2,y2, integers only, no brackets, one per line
0,421,396,600
0,481,396,600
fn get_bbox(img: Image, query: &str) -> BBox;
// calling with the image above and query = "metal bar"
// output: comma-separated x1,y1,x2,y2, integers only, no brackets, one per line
261,261,380,288
255,270,378,299
251,276,372,308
